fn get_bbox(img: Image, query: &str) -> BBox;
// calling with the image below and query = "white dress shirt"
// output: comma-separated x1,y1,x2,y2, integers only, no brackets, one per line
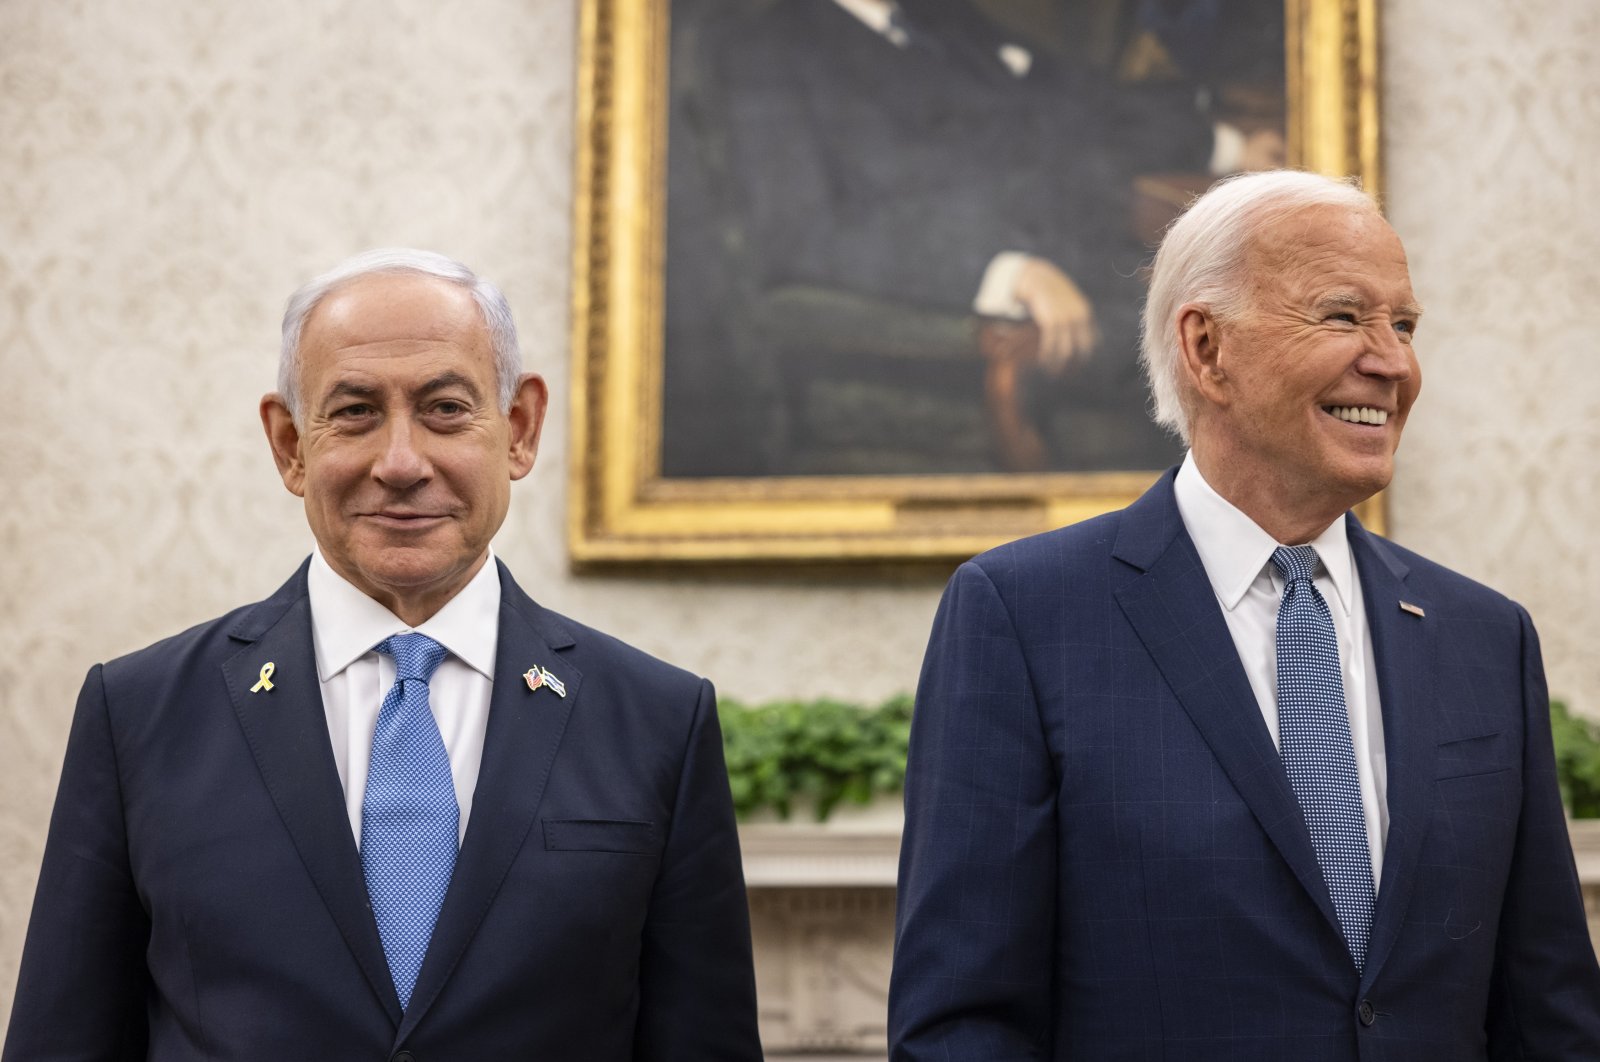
307,548,500,846
1173,453,1389,883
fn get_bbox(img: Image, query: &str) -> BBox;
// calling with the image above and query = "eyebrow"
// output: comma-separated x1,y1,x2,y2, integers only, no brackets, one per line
323,380,381,405
414,370,484,400
1313,292,1426,318
320,371,486,406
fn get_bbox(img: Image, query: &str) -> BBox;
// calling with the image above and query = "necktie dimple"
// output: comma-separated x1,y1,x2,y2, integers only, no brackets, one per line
361,632,457,1009
1271,545,1376,972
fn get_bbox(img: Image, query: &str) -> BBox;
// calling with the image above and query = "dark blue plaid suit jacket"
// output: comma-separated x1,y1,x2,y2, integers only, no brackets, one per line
890,470,1600,1060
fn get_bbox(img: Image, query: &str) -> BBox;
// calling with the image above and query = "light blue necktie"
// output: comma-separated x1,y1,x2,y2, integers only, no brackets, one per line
1272,545,1376,972
361,632,458,1009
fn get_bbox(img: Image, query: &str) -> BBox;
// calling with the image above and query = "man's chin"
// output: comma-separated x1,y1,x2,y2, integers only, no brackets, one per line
1327,457,1395,510
337,542,484,601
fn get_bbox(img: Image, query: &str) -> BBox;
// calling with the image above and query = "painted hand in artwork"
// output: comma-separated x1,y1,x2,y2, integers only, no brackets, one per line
1011,256,1099,371
1240,127,1287,171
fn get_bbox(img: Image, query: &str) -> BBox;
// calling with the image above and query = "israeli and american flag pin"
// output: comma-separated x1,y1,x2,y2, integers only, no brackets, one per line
523,666,566,697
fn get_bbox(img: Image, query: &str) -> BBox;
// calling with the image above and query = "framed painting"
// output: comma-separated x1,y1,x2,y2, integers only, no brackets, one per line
570,0,1381,564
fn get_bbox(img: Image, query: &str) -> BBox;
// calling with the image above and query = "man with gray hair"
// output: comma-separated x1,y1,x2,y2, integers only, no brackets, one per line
5,250,762,1060
889,171,1600,1059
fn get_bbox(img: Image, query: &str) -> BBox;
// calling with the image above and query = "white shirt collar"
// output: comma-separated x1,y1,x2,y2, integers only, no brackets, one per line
307,547,502,682
832,0,900,40
1173,452,1356,617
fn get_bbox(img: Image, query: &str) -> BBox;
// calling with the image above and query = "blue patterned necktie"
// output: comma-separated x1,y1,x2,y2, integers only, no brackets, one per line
361,632,458,1009
1272,545,1376,972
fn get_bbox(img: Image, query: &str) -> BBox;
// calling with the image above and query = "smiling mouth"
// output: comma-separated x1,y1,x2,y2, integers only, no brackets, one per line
1323,405,1389,426
365,511,448,525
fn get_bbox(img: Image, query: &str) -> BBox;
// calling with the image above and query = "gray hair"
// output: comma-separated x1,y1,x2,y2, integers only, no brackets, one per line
278,248,522,424
1139,170,1379,443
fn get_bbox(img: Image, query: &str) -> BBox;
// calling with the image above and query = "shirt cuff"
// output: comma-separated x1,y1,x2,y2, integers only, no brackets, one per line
1210,121,1245,175
973,251,1031,319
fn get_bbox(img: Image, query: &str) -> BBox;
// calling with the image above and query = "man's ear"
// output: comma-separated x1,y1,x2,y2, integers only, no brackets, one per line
1176,303,1229,406
506,373,549,480
260,394,308,497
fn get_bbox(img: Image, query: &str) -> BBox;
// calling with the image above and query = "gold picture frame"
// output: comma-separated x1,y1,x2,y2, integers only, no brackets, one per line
570,0,1382,565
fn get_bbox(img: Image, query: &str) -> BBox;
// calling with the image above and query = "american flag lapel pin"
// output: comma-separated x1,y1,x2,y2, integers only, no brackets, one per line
524,665,567,698
1399,600,1426,618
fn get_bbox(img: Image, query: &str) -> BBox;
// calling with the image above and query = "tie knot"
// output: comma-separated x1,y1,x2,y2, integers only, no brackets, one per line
1271,544,1320,586
376,632,449,683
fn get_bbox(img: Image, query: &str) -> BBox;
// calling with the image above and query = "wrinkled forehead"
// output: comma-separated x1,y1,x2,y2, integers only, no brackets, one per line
302,272,489,354
1242,203,1411,291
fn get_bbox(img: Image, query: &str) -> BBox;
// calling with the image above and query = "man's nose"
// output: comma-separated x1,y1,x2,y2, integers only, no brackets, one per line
1359,322,1415,382
372,418,430,486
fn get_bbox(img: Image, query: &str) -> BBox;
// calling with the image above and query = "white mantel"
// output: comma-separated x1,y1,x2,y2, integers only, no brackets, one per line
741,807,901,1059
740,809,902,888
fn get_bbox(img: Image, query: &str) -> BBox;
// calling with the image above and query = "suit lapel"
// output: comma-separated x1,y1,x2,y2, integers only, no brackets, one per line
1112,475,1344,937
397,564,582,1044
1348,522,1437,990
223,567,401,1023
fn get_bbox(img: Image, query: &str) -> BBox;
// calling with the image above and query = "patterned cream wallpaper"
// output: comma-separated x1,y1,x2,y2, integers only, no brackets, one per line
1382,0,1600,721
1,0,1596,1029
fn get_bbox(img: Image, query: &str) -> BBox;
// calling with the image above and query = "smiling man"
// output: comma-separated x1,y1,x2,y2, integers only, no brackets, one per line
5,250,762,1060
889,171,1600,1060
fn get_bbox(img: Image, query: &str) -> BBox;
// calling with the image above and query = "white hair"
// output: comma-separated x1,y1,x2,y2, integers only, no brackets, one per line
278,248,522,424
1139,170,1379,443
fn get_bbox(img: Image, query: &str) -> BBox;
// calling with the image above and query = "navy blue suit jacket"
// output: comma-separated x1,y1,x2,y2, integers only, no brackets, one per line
890,471,1600,1060
5,561,761,1061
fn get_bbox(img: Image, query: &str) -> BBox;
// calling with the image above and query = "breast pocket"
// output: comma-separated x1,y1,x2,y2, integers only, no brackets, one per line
1420,729,1522,942
1434,730,1510,781
543,818,661,855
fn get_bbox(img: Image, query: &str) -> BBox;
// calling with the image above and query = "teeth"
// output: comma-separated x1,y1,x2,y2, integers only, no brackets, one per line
1326,406,1388,425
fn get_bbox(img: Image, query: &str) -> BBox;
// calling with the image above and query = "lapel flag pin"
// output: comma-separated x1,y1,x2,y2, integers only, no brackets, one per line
523,665,567,698
250,661,276,693
1399,600,1426,618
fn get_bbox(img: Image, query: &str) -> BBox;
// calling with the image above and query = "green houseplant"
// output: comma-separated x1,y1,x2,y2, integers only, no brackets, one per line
718,695,912,821
1551,700,1600,819
718,697,1600,821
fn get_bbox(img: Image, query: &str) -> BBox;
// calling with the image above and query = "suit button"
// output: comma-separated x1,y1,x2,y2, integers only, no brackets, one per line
392,1053,415,1062
1358,1000,1376,1026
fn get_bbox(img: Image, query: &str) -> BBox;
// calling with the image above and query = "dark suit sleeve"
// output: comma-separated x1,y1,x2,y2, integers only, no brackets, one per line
1485,607,1600,1057
889,561,1058,1061
4,665,150,1061
632,678,762,1062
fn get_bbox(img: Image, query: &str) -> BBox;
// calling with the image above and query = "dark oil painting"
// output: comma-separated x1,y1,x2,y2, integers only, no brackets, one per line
661,0,1287,478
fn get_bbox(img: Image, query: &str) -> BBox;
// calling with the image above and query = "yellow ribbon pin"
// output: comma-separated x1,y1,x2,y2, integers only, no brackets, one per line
250,662,276,693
